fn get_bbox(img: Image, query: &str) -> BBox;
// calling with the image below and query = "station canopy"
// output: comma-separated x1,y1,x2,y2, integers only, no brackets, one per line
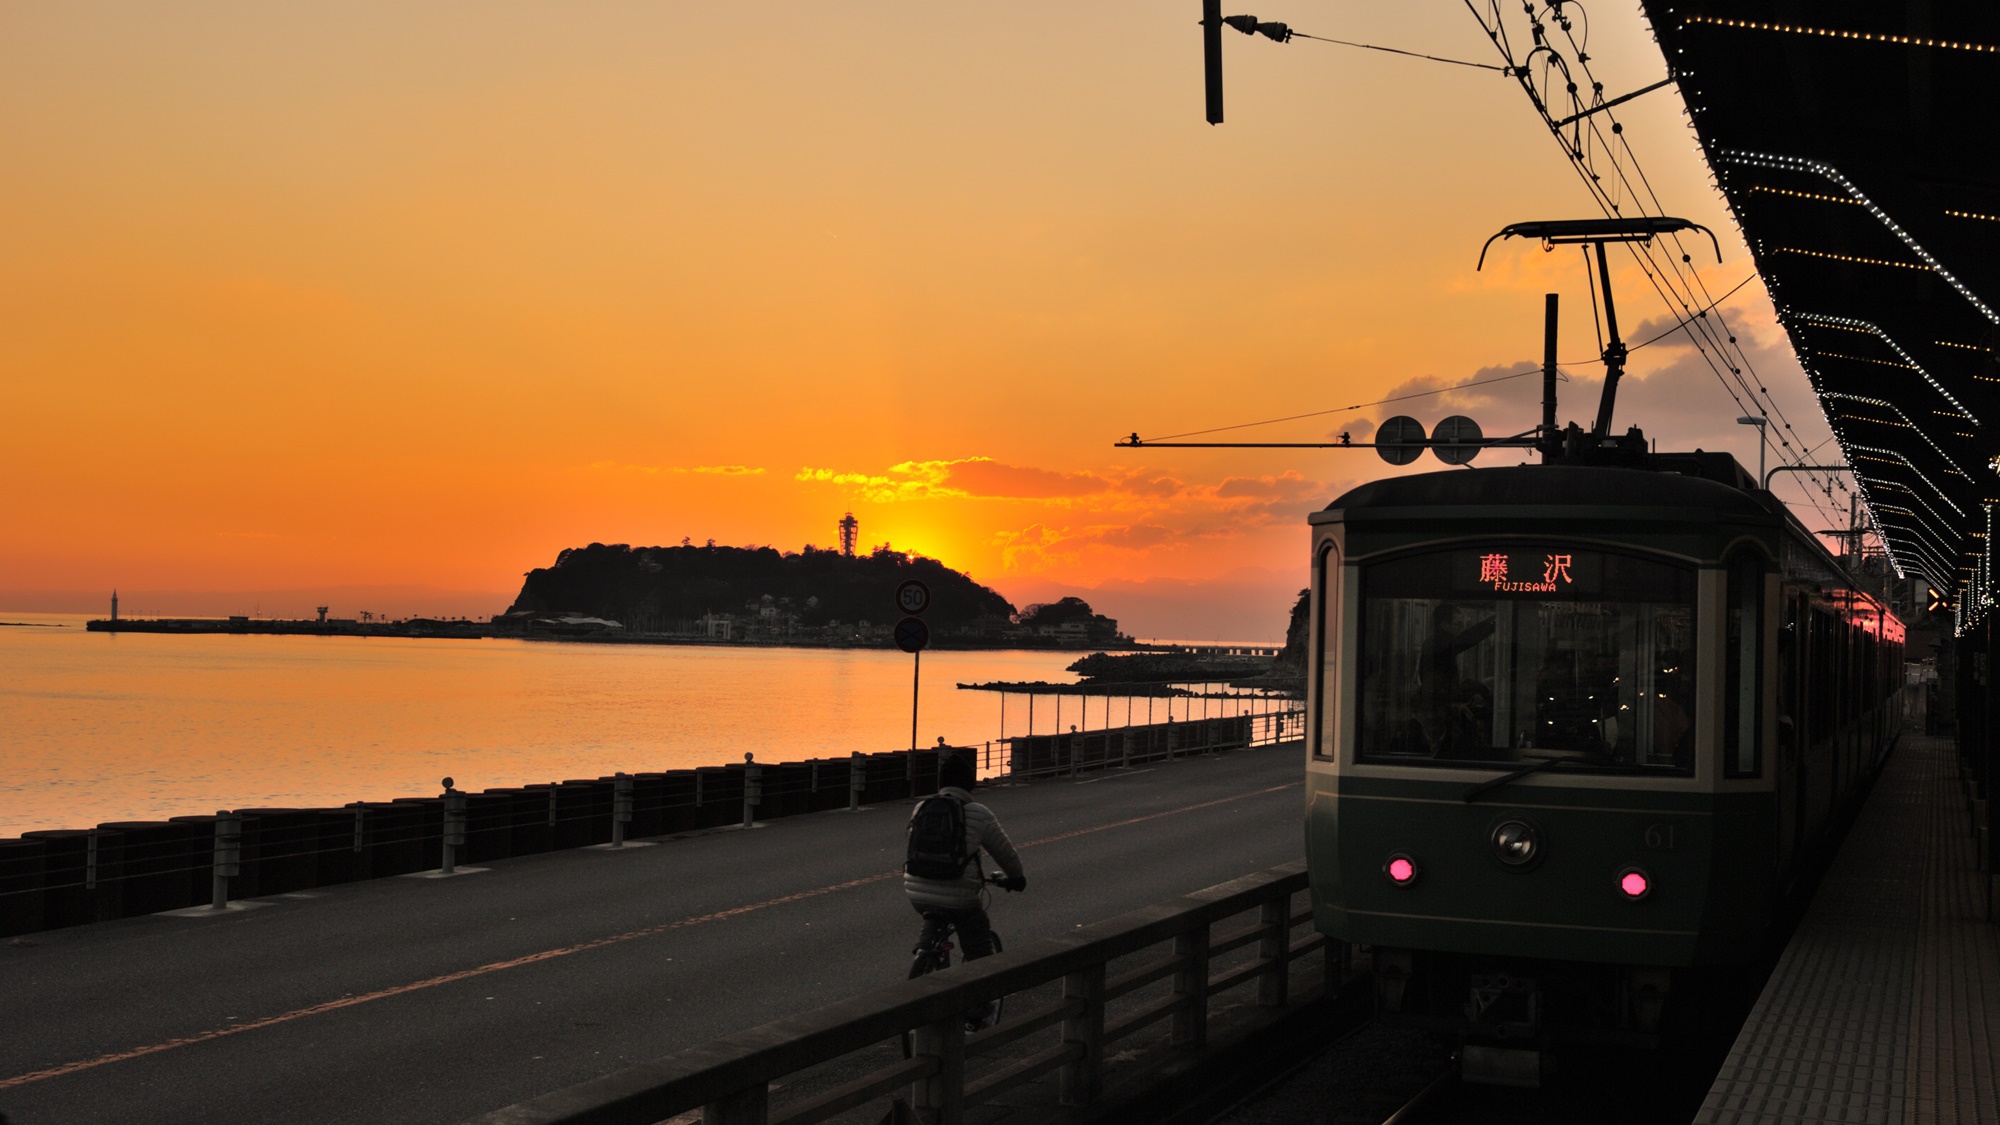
1640,2,2000,622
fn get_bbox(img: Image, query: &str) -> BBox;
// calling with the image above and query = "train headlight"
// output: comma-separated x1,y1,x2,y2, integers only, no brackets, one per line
1617,866,1652,900
1384,853,1420,886
1491,820,1541,867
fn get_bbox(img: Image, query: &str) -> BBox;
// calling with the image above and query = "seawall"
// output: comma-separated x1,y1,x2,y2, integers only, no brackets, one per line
0,714,1276,937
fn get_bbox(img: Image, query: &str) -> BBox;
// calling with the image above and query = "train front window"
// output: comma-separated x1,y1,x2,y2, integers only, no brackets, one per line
1356,548,1696,773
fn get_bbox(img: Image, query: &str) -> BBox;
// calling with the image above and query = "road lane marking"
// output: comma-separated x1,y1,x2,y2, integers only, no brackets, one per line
0,778,1299,1090
1074,768,1156,785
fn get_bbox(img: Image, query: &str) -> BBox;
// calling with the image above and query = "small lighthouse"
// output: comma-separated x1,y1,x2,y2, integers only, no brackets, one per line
111,590,119,623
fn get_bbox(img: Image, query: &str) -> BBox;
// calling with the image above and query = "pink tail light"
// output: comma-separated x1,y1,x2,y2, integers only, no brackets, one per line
1617,867,1651,900
1385,854,1419,885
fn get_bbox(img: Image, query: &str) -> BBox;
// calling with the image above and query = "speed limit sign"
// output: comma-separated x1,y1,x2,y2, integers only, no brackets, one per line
895,579,931,616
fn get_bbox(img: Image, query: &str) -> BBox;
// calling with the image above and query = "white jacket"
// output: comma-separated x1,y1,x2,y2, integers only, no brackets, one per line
903,786,1025,909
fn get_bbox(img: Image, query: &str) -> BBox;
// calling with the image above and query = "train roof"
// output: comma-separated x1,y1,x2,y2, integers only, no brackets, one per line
1322,462,1769,517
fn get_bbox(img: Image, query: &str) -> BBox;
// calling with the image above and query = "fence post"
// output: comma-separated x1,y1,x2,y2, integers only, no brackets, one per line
849,752,864,811
85,829,99,891
348,802,365,853
1121,728,1131,769
212,811,242,910
910,1015,965,1125
1059,964,1107,1106
612,772,633,848
1258,893,1292,1006
441,781,466,875
1172,924,1210,1047
743,754,761,830
548,786,559,828
701,1082,769,1125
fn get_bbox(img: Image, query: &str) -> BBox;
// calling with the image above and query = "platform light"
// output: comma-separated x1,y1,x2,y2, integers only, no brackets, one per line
1795,313,1978,423
1384,853,1420,886
1684,17,2000,55
1821,393,1962,474
1721,153,2000,326
1773,246,1931,272
1616,867,1652,900
1747,184,1859,207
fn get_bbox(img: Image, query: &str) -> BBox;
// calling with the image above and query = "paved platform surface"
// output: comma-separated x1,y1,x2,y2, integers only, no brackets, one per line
0,743,1308,1125
1697,736,2000,1125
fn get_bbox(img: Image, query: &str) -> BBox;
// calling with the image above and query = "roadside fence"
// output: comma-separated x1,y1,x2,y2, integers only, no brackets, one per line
468,860,1338,1125
0,709,1303,938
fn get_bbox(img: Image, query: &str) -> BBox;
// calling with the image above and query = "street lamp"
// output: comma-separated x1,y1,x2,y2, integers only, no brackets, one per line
1736,415,1768,487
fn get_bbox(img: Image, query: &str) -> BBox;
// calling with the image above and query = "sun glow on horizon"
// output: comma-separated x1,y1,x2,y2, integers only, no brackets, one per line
0,2,1830,636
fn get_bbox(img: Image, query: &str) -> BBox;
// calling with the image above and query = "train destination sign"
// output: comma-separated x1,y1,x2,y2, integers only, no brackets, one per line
1365,547,1694,603
1477,551,1574,593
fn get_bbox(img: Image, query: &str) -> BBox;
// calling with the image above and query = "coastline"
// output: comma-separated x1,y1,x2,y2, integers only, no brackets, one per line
80,616,1196,653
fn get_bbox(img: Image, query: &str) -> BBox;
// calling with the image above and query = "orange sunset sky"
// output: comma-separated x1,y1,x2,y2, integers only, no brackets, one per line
0,2,1839,638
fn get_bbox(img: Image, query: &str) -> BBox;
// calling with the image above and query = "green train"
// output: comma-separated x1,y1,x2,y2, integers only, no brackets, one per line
1302,453,1904,1081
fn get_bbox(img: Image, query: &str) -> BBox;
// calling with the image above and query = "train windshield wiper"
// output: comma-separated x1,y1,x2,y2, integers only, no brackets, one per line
1461,756,1598,803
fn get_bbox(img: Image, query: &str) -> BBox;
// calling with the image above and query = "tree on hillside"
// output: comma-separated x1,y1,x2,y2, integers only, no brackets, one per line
1015,596,1120,642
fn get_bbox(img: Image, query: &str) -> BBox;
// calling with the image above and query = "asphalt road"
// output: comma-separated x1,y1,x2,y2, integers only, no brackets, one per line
0,744,1307,1124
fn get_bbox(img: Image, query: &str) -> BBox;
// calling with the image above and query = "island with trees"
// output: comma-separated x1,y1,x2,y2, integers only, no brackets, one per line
497,541,1137,650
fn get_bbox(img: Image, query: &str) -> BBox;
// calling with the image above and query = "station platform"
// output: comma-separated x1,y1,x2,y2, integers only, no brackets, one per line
1697,735,2000,1124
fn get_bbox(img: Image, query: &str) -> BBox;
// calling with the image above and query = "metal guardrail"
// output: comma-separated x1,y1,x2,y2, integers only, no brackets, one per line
467,860,1333,1125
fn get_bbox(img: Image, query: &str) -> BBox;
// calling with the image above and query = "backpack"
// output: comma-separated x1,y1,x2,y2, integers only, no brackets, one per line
905,795,971,880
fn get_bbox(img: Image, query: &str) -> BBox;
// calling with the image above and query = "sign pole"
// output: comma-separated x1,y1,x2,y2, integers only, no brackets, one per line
893,579,933,788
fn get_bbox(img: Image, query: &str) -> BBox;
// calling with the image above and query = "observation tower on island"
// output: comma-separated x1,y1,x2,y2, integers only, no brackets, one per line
838,512,858,557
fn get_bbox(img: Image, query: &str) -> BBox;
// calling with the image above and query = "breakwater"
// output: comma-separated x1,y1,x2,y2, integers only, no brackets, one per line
86,617,496,638
0,711,1295,937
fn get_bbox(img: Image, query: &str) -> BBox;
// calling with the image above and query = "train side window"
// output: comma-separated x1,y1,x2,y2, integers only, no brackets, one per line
1724,551,1765,778
1312,543,1339,760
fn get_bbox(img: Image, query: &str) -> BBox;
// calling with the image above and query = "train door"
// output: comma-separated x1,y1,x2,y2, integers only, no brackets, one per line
1807,609,1833,844
1776,592,1801,881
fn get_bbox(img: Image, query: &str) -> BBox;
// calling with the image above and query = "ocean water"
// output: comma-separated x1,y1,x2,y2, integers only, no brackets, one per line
0,614,1277,837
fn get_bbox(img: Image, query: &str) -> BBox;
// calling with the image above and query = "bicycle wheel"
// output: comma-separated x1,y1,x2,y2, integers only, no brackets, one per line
904,921,953,1058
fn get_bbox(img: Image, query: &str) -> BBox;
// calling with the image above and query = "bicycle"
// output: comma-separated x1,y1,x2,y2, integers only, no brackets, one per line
902,872,1019,1053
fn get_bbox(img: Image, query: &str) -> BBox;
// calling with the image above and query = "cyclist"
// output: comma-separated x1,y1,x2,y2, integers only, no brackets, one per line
904,755,1026,1024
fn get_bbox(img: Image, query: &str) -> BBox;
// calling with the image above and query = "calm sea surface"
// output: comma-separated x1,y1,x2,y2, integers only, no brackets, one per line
0,614,1271,838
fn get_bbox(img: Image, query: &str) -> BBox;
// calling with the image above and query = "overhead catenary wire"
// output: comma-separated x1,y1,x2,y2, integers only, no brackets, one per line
1288,31,1511,72
1541,5,1840,476
1226,5,1846,529
1460,0,1854,539
1135,271,1761,444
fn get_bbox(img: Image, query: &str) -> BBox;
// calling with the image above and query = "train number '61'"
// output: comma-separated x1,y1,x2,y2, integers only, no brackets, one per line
1643,823,1678,850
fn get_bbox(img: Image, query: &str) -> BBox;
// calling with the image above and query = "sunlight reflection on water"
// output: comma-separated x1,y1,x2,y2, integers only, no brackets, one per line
0,614,1184,836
